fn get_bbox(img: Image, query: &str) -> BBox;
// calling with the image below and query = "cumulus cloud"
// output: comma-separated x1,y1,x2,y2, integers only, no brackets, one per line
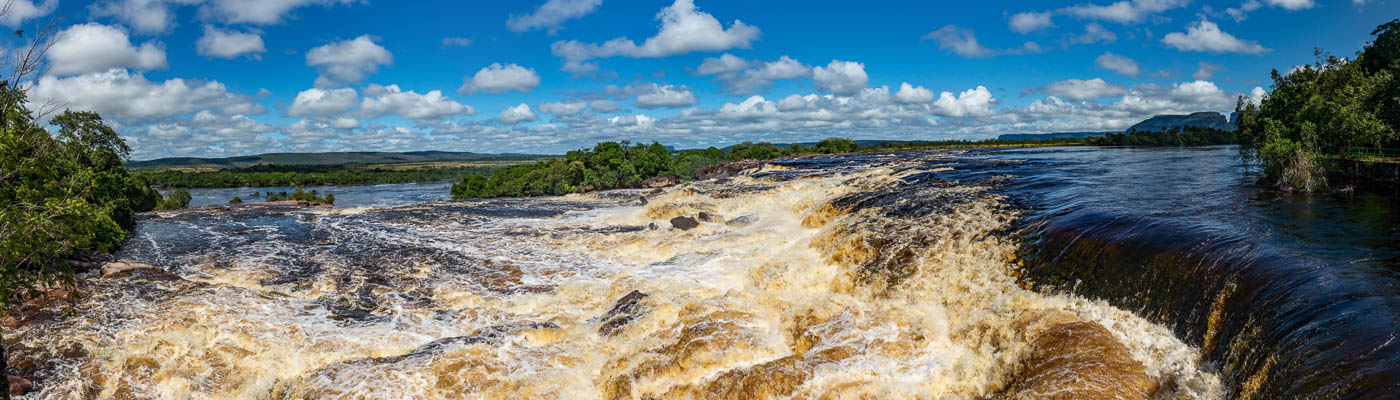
1009,11,1055,34
1267,0,1316,10
287,87,357,117
506,0,602,33
0,0,57,27
91,0,358,33
539,100,588,115
196,26,266,59
1246,86,1268,106
1162,20,1269,54
1094,52,1140,77
698,54,811,95
27,69,263,120
812,60,869,96
1063,0,1190,24
923,25,994,58
550,0,759,65
589,99,621,113
459,63,541,94
636,85,698,108
932,86,995,117
48,23,167,76
895,82,935,103
360,84,475,121
1064,23,1117,45
499,103,538,124
306,35,394,87
1224,0,1263,21
1194,62,1223,80
1031,78,1127,100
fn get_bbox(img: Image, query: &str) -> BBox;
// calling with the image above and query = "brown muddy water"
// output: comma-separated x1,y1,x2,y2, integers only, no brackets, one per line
8,147,1397,399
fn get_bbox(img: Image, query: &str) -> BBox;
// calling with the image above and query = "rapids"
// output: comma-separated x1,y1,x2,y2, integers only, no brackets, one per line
9,149,1247,399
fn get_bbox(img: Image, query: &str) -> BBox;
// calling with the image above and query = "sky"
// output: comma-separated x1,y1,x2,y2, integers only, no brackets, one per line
8,0,1398,159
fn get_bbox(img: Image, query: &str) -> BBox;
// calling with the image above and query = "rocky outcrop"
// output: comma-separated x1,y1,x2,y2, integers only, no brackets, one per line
695,159,763,180
598,290,649,336
8,376,32,395
100,262,165,279
669,216,700,230
642,174,683,188
1125,112,1235,133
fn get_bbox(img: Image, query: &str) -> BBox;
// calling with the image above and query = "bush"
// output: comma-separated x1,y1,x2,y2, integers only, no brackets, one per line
229,197,243,204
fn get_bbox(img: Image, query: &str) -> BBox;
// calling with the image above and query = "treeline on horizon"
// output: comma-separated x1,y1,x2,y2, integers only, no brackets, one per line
1235,19,1400,192
136,163,504,188
450,132,1236,199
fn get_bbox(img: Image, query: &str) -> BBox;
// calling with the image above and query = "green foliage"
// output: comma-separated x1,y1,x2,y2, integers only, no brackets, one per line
1086,127,1238,146
1236,19,1399,191
1,88,155,307
812,138,860,154
229,197,243,204
156,189,191,210
135,164,502,188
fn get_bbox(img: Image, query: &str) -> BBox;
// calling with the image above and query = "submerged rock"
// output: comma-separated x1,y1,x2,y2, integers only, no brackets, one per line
8,375,32,395
598,290,650,336
695,159,762,180
669,216,700,230
1001,320,1157,399
725,215,757,227
100,262,164,279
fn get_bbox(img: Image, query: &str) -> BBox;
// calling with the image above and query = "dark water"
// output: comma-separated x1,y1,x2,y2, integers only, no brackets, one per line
172,181,456,208
963,146,1400,398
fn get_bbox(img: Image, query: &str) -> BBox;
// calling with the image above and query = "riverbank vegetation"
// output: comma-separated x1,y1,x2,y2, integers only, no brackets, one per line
135,162,508,188
1235,19,1399,192
1087,127,1237,147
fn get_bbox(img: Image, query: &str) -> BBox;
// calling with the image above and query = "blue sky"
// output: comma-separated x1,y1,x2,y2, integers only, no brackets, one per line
12,0,1398,159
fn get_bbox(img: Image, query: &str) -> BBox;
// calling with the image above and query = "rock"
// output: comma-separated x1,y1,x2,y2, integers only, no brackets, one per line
637,196,649,206
8,376,32,395
598,290,649,336
670,216,700,231
695,159,763,180
725,215,757,227
648,223,658,230
642,174,683,188
101,262,164,279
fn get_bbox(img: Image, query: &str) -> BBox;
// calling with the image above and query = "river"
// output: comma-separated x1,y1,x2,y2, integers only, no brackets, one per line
9,146,1397,398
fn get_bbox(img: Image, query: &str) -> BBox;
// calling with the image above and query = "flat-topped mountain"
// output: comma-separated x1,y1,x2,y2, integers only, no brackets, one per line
1126,112,1235,133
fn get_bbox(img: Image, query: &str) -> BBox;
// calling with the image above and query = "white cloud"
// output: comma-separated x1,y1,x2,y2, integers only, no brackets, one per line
1065,23,1117,45
1246,86,1268,106
506,0,602,33
27,69,263,120
199,0,358,25
287,87,357,117
1194,62,1223,80
499,103,538,124
306,35,394,87
549,0,760,64
47,23,167,76
1224,0,1262,21
1094,52,1140,77
1267,0,1316,10
89,0,185,33
699,54,811,95
610,114,655,127
812,60,868,96
696,53,752,75
923,25,994,58
589,99,621,113
459,63,541,95
538,100,588,115
1010,11,1055,34
442,37,472,47
1033,78,1127,100
1063,0,1190,24
196,25,266,59
932,86,995,117
360,84,474,121
894,82,935,103
636,85,698,108
0,0,57,27
1163,20,1268,54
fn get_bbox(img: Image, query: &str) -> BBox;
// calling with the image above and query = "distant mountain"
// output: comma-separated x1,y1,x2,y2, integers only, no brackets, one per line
1125,112,1235,133
128,151,546,169
996,131,1114,141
